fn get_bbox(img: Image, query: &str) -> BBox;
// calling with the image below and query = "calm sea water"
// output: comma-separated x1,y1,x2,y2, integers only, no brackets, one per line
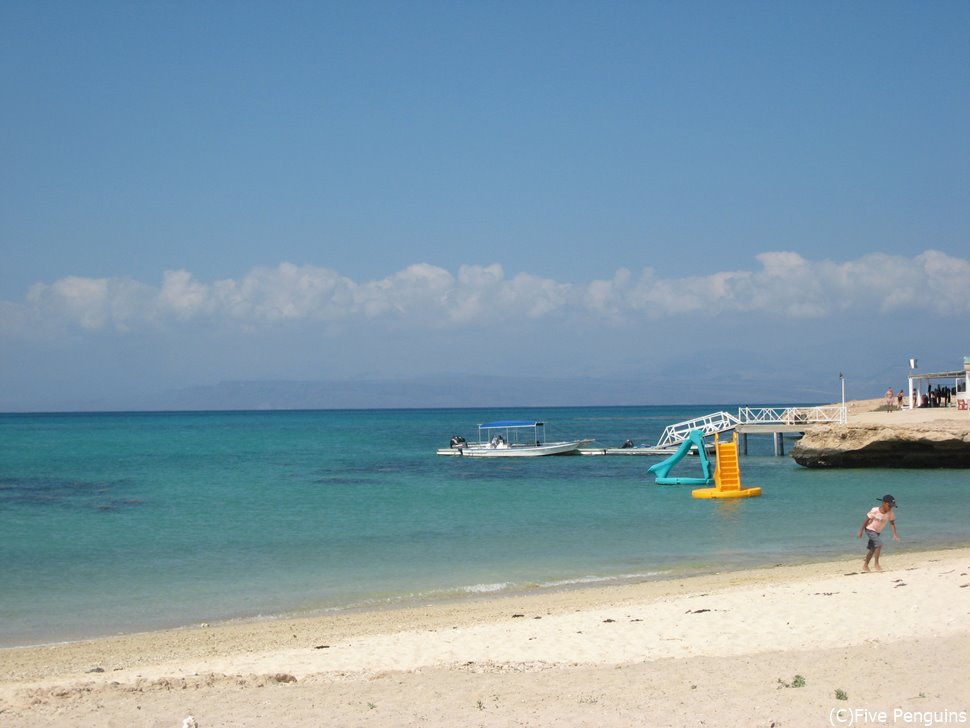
2,405,969,647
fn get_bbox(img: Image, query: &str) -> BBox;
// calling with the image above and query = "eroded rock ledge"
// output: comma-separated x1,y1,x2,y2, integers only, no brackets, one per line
791,420,970,468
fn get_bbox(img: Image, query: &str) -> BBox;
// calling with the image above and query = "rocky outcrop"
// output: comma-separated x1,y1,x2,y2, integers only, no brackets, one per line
791,421,970,468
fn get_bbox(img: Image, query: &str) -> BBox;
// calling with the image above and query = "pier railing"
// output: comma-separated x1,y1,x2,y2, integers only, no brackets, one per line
655,405,847,449
737,406,847,426
656,411,741,448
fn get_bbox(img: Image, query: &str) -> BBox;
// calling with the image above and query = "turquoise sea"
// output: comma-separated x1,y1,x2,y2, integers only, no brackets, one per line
2,405,969,648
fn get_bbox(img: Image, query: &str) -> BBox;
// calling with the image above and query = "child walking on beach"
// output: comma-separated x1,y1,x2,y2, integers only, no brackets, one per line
858,494,899,571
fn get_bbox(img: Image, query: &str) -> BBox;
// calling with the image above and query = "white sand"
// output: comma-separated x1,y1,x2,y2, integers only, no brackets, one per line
2,548,968,727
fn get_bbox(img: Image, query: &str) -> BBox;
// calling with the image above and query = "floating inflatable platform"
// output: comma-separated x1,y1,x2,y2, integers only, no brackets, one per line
691,486,762,499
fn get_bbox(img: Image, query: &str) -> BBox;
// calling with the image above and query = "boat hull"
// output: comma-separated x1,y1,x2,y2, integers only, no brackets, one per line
437,441,586,457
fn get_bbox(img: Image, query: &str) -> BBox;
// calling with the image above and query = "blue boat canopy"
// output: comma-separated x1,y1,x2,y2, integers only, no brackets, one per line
479,420,544,429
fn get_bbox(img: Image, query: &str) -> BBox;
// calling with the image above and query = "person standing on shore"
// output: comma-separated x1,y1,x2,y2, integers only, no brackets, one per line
858,495,899,571
885,387,895,410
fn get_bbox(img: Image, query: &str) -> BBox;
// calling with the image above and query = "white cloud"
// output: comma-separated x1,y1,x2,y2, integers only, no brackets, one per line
356,263,454,319
584,250,970,320
914,250,970,313
159,270,212,320
4,250,969,337
584,268,632,319
26,275,155,331
445,264,504,322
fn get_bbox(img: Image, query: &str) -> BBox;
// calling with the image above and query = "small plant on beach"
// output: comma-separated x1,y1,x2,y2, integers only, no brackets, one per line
476,700,485,711
367,702,376,710
835,689,848,701
777,674,806,688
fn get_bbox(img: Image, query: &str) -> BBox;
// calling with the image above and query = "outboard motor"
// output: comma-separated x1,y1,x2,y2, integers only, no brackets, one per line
621,439,635,449
450,435,467,449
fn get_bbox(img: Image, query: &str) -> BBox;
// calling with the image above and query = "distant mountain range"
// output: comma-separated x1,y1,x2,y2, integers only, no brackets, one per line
10,371,868,412
133,376,673,410
2,367,891,412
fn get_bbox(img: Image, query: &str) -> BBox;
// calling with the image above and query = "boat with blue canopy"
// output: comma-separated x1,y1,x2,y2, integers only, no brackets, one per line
437,420,590,457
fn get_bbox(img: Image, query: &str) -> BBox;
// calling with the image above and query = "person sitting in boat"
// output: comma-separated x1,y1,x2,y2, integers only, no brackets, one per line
490,434,508,449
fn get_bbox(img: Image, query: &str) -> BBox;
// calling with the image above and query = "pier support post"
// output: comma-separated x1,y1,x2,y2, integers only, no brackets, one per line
741,433,748,455
773,433,785,456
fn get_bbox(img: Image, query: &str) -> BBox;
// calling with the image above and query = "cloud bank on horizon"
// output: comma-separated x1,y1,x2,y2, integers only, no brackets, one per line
5,249,968,337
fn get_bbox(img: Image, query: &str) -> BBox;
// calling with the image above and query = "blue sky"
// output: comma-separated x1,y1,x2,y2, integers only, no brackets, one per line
2,1,969,409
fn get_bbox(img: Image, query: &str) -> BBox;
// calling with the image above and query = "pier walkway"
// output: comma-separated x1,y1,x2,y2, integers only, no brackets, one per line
657,406,846,453
734,406,846,455
579,405,846,456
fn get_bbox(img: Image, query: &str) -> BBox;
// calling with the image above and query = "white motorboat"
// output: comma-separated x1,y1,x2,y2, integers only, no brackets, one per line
437,420,590,457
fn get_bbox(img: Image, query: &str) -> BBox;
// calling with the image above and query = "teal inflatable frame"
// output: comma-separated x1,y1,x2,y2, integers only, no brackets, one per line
648,429,715,485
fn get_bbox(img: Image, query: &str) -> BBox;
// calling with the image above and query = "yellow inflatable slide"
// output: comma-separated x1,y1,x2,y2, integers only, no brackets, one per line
691,432,762,499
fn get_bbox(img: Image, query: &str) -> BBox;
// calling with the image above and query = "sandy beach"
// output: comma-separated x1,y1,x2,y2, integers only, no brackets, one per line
844,398,969,427
2,547,968,727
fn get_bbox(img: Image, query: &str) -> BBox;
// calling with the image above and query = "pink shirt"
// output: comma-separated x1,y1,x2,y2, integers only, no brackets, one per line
866,506,895,533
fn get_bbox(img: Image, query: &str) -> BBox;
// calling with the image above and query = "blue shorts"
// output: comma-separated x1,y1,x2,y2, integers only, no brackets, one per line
865,528,882,550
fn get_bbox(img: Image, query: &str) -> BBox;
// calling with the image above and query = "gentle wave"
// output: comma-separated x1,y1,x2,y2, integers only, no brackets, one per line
461,582,512,594
538,571,672,588
341,572,676,607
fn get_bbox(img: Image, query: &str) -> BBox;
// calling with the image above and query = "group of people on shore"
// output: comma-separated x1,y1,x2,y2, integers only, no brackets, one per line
885,385,955,410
